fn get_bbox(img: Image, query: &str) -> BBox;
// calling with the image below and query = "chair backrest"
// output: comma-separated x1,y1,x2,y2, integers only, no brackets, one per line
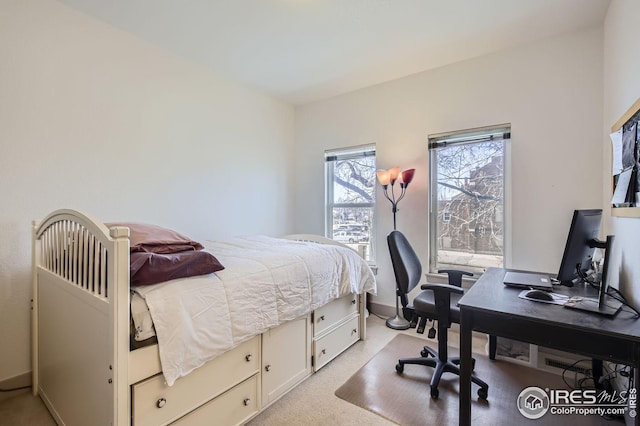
438,269,473,287
387,231,422,308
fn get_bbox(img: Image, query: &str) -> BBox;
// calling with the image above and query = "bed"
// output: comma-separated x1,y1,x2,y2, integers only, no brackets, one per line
32,209,376,425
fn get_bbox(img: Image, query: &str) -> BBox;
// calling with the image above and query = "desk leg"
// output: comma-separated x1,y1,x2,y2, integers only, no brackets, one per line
459,309,472,426
592,359,603,389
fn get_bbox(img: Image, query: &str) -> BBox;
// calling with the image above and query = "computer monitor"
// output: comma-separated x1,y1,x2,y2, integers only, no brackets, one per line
557,209,621,316
557,209,603,285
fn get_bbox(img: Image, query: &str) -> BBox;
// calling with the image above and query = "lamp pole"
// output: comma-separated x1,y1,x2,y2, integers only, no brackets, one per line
377,168,416,330
380,181,407,231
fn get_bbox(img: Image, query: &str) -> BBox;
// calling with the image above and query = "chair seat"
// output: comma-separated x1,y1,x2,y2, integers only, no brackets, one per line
413,289,462,323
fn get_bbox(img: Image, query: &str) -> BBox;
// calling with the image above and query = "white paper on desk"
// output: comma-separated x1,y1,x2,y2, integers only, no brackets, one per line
610,129,623,175
518,290,568,306
611,168,633,204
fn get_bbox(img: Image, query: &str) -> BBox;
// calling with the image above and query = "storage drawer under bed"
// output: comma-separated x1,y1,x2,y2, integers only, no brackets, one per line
313,314,360,371
131,336,260,426
171,374,259,426
313,294,358,336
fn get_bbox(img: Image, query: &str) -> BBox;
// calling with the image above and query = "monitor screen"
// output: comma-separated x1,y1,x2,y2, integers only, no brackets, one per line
557,209,602,284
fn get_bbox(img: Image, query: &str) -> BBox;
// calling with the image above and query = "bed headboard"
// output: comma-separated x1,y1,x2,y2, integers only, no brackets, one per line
35,210,123,298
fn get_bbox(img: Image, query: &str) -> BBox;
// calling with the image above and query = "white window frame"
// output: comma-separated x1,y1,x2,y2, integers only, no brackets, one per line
325,144,376,263
428,125,511,276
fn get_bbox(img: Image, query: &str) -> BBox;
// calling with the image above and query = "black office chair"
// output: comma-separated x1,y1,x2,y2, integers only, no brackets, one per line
387,230,489,399
390,232,497,360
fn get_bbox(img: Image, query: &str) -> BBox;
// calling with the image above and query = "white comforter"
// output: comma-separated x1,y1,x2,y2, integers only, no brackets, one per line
133,236,376,386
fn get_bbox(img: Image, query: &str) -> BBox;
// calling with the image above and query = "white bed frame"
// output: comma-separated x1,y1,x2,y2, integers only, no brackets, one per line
32,209,368,425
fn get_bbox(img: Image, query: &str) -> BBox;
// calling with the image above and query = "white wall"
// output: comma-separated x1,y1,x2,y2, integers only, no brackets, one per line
0,0,294,381
294,28,604,309
603,1,640,306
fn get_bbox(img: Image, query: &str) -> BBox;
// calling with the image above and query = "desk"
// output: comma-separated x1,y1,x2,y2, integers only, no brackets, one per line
458,267,640,426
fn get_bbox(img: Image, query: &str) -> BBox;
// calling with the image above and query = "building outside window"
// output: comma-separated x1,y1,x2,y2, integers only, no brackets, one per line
325,145,376,262
428,125,510,275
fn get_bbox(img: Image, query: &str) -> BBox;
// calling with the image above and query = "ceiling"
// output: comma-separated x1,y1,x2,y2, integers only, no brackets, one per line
57,0,611,105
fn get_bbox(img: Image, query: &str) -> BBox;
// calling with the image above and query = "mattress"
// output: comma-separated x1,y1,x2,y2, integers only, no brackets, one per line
130,235,376,385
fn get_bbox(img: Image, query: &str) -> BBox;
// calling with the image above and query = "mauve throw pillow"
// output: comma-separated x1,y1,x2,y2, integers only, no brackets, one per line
106,222,204,253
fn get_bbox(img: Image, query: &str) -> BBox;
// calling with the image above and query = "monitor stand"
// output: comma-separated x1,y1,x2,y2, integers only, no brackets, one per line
564,295,623,317
563,235,621,317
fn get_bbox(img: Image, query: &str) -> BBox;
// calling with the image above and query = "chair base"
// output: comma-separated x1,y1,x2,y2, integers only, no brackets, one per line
395,346,489,400
386,314,411,330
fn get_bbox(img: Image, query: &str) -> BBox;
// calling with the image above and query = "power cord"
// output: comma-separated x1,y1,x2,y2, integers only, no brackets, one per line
606,287,640,317
0,385,31,392
561,358,592,390
370,311,388,321
575,269,640,317
561,359,631,421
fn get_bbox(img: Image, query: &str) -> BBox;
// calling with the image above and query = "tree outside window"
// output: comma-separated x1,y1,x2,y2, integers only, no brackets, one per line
325,145,376,262
428,127,510,275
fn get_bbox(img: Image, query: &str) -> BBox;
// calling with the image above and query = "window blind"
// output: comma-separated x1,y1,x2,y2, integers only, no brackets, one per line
325,144,376,162
428,125,511,150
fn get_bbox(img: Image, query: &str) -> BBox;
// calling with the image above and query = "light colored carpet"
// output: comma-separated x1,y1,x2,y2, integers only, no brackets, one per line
0,388,56,426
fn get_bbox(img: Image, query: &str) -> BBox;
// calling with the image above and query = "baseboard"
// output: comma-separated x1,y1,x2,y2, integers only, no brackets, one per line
369,301,395,319
0,371,32,403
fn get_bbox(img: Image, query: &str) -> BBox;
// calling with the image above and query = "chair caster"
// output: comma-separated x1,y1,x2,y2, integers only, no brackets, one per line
430,386,439,399
420,346,434,358
478,387,488,400
396,363,404,373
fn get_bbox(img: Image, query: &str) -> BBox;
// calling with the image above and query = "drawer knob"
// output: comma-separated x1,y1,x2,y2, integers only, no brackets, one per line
319,315,325,321
243,398,251,406
321,349,326,355
352,328,358,335
265,364,271,372
156,398,166,408
351,299,356,305
245,354,252,362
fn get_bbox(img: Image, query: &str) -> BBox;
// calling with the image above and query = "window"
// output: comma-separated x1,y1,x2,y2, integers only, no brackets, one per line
428,125,510,275
325,145,376,262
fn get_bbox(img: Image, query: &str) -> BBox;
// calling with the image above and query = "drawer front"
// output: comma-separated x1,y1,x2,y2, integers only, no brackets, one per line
171,375,259,426
314,294,358,337
314,314,360,371
132,336,260,426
